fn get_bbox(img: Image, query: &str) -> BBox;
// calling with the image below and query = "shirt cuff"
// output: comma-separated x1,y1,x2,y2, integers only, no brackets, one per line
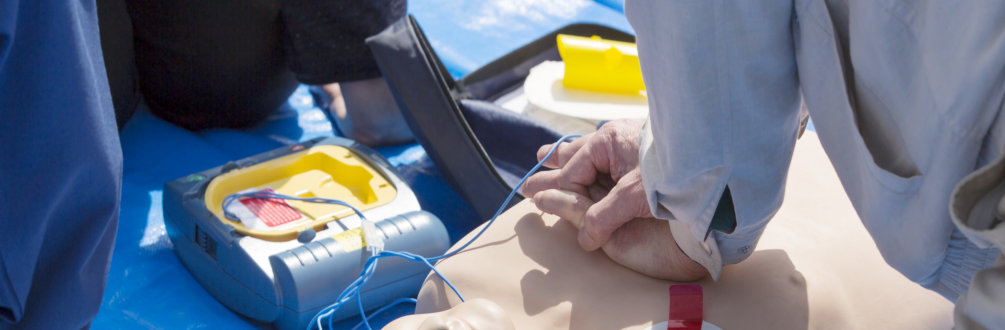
667,219,724,280
640,119,760,280
665,212,763,281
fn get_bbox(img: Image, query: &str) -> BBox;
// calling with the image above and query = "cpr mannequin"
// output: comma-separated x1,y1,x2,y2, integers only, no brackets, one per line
387,132,953,329
383,299,515,330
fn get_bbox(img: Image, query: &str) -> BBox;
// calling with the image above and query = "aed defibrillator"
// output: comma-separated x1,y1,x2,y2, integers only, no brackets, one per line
163,137,449,329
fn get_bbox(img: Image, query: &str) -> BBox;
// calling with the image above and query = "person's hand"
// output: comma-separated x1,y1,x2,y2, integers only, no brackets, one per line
522,119,707,281
315,77,413,147
532,188,708,281
522,119,649,250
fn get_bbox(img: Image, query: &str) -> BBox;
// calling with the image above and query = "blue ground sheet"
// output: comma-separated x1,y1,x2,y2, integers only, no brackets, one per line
93,1,632,328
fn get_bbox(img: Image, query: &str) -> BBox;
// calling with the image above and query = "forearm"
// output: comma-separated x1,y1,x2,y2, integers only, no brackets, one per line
627,0,801,279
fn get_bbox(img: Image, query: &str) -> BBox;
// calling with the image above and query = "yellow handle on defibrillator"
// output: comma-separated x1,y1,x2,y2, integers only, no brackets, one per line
556,34,645,95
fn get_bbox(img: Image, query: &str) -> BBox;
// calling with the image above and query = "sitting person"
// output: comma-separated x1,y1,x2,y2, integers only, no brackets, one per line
97,0,413,146
1,0,122,328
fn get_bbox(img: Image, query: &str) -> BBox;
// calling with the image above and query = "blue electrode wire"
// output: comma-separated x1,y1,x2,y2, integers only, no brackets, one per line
226,134,581,330
311,249,466,330
221,189,385,329
315,133,580,330
349,297,417,330
221,190,369,223
429,133,582,263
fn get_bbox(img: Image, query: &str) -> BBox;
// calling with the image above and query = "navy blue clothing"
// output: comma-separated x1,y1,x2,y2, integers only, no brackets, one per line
102,0,406,130
281,0,407,84
0,0,122,328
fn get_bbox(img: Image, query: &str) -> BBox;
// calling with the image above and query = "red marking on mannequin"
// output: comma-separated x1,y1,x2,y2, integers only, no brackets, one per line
668,284,702,330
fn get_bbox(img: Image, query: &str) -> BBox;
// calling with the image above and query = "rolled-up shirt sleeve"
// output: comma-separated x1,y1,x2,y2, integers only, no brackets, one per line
627,0,802,279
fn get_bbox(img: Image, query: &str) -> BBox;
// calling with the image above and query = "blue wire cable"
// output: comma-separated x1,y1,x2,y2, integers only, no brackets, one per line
322,133,579,329
221,190,369,223
311,250,466,330
429,133,581,262
227,134,581,330
350,298,417,330
355,280,369,329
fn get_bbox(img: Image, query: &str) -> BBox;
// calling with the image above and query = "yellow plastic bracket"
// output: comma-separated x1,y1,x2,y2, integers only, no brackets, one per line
203,145,397,242
556,34,645,95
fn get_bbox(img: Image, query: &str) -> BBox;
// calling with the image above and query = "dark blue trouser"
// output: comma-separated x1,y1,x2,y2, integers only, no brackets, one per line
0,0,122,328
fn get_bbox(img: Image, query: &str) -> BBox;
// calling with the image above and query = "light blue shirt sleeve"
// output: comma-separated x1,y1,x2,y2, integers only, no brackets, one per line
626,0,802,279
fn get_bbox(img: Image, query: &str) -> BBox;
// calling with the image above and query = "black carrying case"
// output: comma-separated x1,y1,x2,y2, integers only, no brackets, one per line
367,15,634,222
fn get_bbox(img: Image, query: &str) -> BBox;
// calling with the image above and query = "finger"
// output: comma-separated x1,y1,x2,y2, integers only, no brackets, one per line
555,140,610,195
587,184,609,202
595,173,615,191
532,189,594,229
578,173,652,251
521,169,563,197
536,135,588,168
522,169,590,197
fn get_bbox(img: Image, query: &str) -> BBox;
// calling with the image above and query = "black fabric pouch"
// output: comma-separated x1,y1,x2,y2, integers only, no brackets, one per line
367,15,633,221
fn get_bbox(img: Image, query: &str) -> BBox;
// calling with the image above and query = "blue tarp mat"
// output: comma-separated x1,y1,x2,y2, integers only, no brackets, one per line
94,1,631,329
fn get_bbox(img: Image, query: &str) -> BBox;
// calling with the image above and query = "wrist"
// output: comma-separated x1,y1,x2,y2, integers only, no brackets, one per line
601,218,709,282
